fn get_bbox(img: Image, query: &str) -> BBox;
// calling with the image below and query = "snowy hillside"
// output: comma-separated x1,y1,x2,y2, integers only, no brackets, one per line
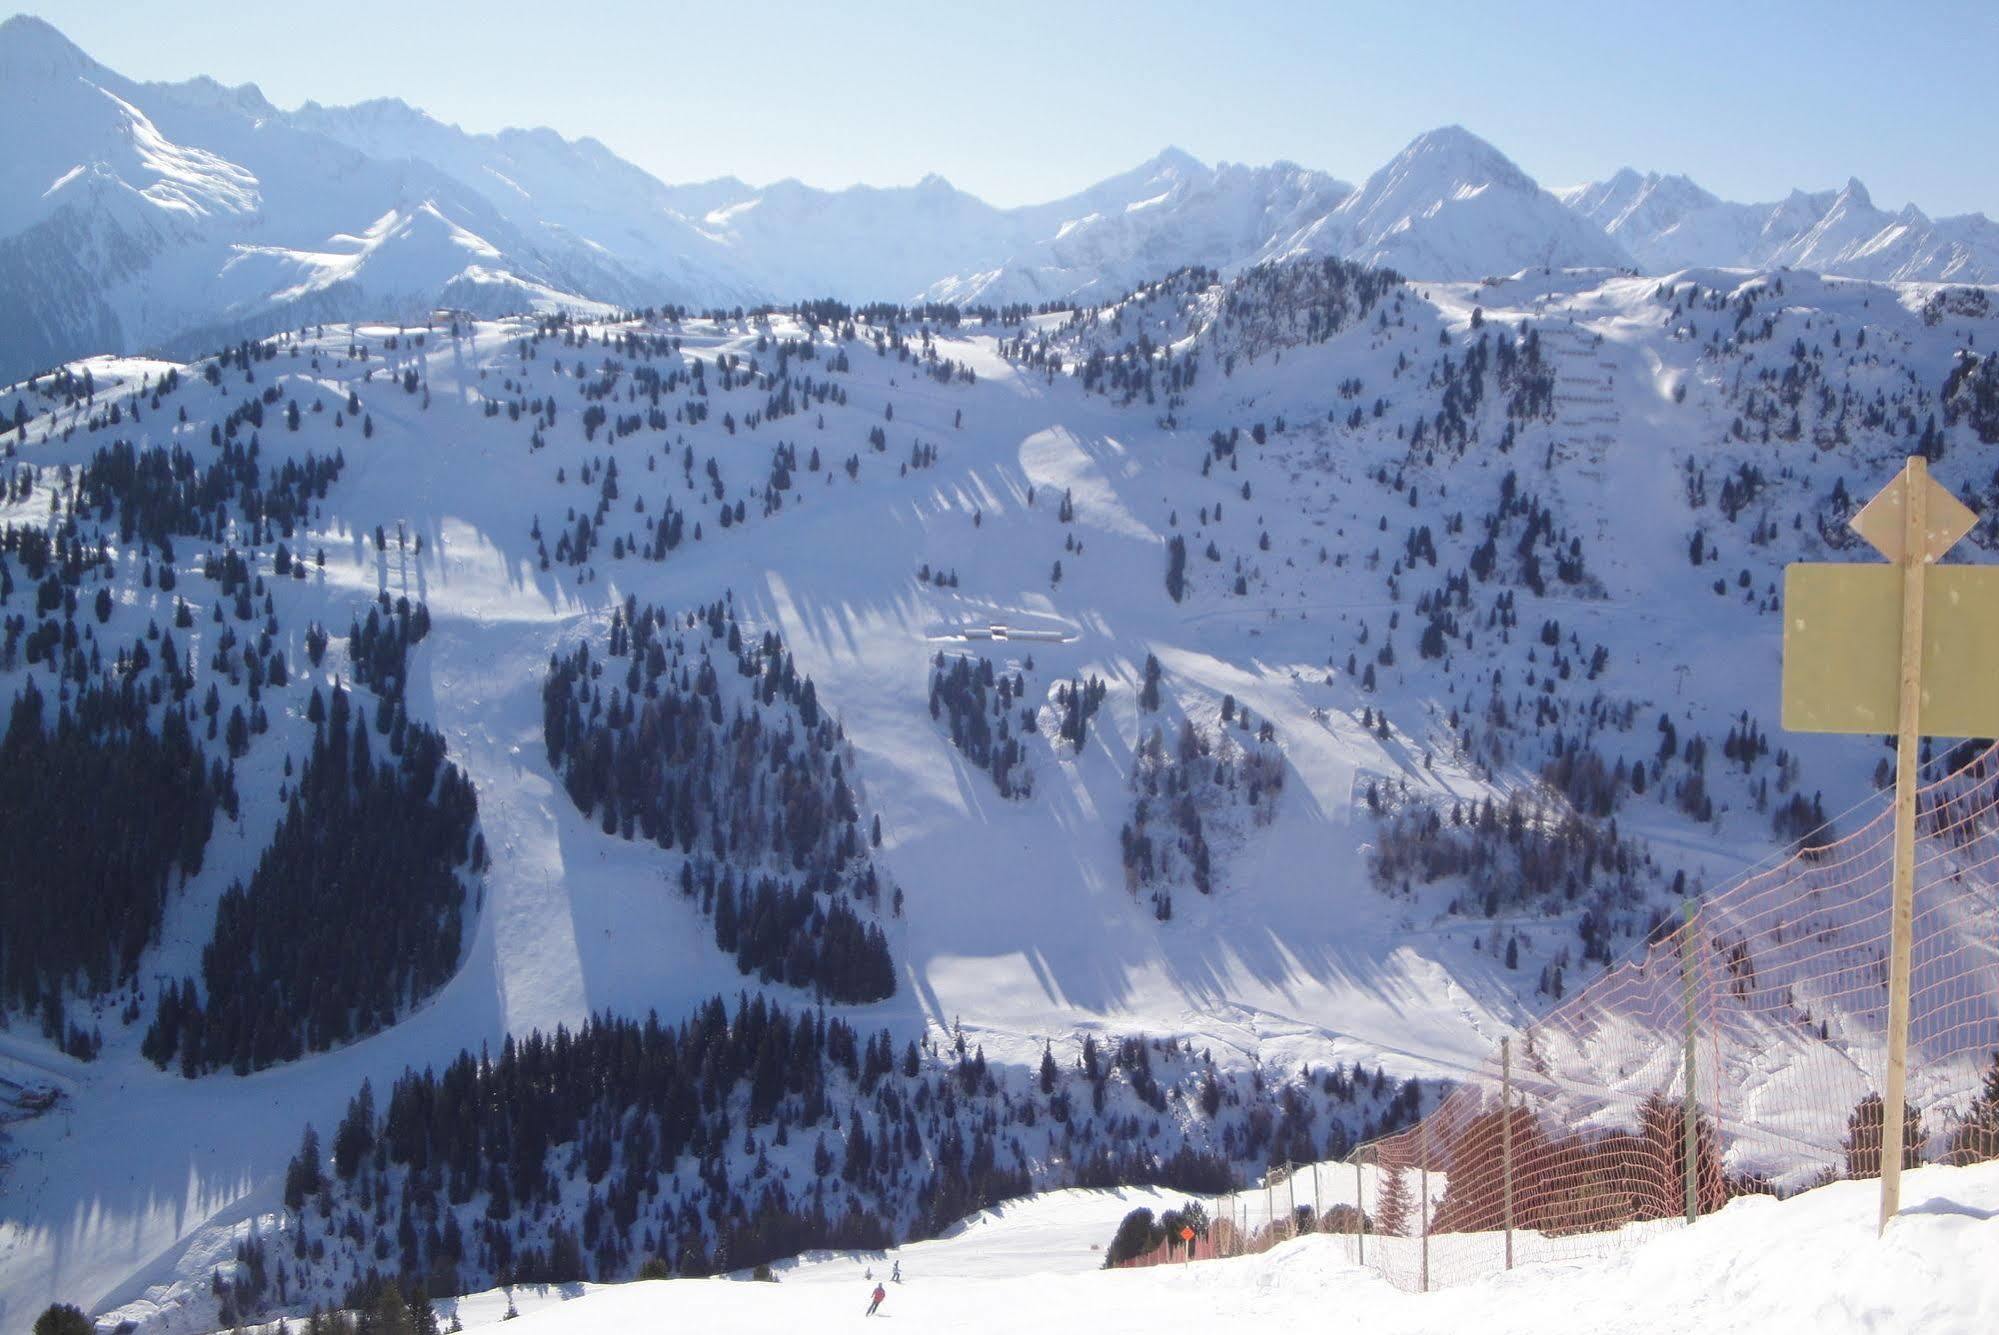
0,254,1994,1333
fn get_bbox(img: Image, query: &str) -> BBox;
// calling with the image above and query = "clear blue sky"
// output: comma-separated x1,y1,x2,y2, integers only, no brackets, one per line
19,0,1998,216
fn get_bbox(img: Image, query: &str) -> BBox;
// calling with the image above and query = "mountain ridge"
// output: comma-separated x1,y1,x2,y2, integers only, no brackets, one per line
1561,163,1999,284
1,12,1995,387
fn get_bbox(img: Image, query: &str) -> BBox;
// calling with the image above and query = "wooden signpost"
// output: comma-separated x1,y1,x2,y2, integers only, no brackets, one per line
1782,455,1997,1233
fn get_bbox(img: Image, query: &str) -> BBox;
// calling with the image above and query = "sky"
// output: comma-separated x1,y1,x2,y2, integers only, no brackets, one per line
15,0,1998,216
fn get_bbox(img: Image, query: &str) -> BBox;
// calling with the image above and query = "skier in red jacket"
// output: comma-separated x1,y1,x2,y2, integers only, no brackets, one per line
866,1282,887,1316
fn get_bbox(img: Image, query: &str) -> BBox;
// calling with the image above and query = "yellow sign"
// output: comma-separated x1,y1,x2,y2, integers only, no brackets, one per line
1848,468,1977,565
1783,563,1999,736
1783,457,1992,1235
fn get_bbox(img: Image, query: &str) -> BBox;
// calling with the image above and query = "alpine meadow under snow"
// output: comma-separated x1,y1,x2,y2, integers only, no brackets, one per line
2,13,1999,1335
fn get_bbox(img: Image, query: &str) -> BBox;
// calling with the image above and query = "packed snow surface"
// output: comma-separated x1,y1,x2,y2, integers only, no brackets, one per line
420,1161,1999,1334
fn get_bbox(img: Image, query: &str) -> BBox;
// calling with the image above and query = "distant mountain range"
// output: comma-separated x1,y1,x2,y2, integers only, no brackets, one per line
2,12,1994,383
1556,169,1999,286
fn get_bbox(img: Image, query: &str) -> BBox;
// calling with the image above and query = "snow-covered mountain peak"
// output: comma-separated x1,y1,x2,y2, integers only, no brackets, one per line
1388,124,1536,192
1327,124,1630,277
0,11,96,76
1139,145,1205,177
1831,176,1875,211
151,72,279,120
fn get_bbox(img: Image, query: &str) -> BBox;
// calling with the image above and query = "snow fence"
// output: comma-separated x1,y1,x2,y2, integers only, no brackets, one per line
1134,742,1999,1290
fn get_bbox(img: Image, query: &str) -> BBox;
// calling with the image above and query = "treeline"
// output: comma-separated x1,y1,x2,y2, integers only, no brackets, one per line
144,664,482,1076
0,676,228,1053
245,999,1426,1322
1002,258,1400,414
542,596,894,1003
75,437,344,549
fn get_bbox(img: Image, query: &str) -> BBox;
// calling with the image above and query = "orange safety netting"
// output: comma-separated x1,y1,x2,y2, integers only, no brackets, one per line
1161,744,1999,1290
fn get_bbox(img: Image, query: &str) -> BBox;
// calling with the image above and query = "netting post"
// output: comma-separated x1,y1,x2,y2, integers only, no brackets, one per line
1311,1160,1320,1233
1501,1036,1515,1268
1419,1121,1431,1293
1354,1157,1366,1268
1881,455,1928,1233
1680,897,1700,1226
1286,1158,1298,1230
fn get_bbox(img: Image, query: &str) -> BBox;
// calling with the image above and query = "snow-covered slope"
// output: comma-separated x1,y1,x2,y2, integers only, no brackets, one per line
2,256,1997,1334
280,1161,1999,1334
1562,168,1999,284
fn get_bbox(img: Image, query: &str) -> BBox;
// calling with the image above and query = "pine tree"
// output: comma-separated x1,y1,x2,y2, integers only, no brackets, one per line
33,1305,93,1335
1844,1092,1925,1178
1947,1051,1999,1164
284,1124,323,1211
1374,1163,1412,1237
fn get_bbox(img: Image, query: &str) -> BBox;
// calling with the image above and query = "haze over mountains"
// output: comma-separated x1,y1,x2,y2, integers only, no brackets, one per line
3,13,1995,384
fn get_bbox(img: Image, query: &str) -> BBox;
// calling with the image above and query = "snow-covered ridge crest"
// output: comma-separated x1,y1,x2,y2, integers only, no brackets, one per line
1563,164,1999,284
8,14,1996,393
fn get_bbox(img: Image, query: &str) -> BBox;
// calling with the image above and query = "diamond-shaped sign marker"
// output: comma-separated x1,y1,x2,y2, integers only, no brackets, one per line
1850,468,1977,564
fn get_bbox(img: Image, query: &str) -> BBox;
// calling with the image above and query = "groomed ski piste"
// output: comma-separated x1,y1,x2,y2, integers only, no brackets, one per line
312,1161,1999,1334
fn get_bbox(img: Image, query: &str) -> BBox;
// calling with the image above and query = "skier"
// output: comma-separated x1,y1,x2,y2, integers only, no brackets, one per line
866,1282,887,1317
891,1260,902,1283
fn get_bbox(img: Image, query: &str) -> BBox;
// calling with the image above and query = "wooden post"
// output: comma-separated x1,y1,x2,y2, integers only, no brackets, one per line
1783,454,1988,1235
1680,897,1700,1225
1882,455,1928,1232
1501,1037,1515,1269
1286,1159,1298,1231
1355,1158,1366,1267
1311,1160,1321,1233
1419,1124,1431,1293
